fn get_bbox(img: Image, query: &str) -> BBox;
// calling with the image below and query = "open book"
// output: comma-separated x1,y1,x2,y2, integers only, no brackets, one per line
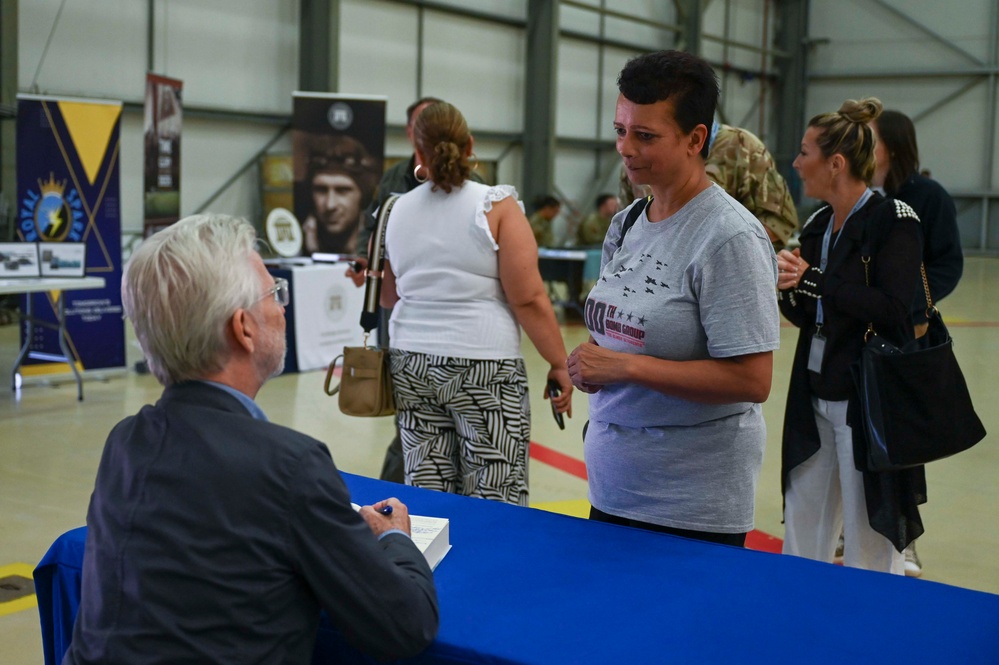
408,515,451,571
352,504,451,571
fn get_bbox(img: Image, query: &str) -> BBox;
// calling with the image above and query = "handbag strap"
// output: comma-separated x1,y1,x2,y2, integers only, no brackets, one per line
861,255,876,342
360,194,400,335
862,250,934,340
918,263,936,320
613,195,652,251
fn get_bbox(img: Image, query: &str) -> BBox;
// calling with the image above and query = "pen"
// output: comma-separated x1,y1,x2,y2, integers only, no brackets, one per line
379,505,393,516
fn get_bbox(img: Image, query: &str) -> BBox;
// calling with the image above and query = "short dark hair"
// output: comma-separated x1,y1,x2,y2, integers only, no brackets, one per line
406,97,445,126
875,110,920,196
595,193,616,209
532,195,560,212
617,50,719,158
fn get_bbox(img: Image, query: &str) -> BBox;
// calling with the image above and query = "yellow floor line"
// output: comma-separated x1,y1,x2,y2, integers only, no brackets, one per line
0,563,38,617
530,499,591,519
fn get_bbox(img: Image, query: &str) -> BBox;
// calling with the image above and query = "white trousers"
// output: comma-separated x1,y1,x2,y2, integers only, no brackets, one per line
783,397,904,575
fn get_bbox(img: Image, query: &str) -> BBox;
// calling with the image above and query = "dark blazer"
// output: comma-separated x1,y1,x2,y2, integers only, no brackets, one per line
65,381,438,664
894,173,964,322
779,194,927,551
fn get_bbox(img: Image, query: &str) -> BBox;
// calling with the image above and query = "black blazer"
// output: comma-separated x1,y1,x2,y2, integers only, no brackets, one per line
779,194,926,551
66,381,438,664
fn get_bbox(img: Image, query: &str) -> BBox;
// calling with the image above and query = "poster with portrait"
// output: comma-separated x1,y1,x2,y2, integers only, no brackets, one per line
292,93,386,257
16,94,125,374
143,73,183,237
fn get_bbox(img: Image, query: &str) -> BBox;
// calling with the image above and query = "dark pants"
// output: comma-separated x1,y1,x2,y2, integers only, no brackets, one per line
379,432,405,484
378,304,405,484
589,506,747,547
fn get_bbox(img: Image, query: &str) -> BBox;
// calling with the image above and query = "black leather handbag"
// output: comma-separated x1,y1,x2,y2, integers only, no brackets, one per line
853,261,986,471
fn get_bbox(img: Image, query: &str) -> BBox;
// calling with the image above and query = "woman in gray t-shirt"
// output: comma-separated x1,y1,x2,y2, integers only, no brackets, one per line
567,50,780,546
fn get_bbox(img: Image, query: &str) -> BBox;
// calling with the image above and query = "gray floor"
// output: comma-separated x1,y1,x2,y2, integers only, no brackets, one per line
4,257,999,663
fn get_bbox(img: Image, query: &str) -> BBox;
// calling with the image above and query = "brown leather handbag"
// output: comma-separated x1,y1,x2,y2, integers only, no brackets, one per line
323,195,399,417
324,344,394,417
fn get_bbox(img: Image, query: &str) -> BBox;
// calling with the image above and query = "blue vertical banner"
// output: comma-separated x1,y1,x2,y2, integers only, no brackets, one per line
16,94,125,375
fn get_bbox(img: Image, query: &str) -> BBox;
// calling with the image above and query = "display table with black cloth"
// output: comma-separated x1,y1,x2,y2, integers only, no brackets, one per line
537,248,601,317
265,263,365,373
36,473,999,665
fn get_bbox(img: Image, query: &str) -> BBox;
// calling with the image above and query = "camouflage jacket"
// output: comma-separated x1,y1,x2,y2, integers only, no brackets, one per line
577,211,612,246
705,124,798,248
529,212,555,248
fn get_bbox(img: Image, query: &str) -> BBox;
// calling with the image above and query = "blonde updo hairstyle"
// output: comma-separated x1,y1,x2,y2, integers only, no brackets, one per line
808,97,883,184
413,102,472,193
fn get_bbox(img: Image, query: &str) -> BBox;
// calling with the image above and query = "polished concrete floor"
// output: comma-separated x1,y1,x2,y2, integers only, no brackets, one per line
3,257,999,663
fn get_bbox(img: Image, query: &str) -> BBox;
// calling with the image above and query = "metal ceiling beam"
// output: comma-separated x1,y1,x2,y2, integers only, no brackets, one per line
0,0,17,240
810,66,999,80
522,0,559,209
977,0,999,250
299,0,338,92
773,0,809,203
678,0,703,55
869,0,985,67
562,0,682,34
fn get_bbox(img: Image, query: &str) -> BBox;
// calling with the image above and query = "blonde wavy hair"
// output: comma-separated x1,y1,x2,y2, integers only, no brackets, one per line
413,102,472,193
808,97,883,184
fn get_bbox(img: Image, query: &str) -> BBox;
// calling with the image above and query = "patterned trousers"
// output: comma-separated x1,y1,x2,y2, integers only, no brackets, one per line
388,350,531,506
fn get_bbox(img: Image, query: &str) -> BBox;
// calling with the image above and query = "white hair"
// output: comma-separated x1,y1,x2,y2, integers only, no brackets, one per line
122,214,261,386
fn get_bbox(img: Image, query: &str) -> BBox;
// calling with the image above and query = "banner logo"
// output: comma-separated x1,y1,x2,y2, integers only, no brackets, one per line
327,102,353,130
20,173,85,242
325,283,348,323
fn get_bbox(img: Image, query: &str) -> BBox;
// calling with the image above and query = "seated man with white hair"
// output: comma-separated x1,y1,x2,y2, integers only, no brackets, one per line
64,214,438,664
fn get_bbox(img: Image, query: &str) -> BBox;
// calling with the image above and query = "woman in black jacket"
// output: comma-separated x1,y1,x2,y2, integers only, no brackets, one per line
776,98,926,574
868,109,964,577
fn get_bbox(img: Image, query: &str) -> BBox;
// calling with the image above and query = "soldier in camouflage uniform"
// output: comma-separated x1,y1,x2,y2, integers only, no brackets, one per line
704,122,798,250
618,122,798,251
529,195,561,247
577,193,619,246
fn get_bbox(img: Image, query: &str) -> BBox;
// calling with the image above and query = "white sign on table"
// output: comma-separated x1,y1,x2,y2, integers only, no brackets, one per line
291,265,368,372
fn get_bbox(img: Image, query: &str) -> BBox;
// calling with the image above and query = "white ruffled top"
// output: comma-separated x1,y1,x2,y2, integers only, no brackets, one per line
384,181,524,359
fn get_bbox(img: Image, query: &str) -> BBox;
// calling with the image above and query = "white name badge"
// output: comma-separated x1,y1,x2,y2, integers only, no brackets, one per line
808,334,826,374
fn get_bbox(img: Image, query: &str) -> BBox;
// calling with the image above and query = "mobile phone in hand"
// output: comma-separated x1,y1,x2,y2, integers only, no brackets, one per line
547,379,565,430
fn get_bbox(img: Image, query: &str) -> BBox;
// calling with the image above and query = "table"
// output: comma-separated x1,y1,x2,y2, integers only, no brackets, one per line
37,473,999,665
537,248,601,316
1,276,106,400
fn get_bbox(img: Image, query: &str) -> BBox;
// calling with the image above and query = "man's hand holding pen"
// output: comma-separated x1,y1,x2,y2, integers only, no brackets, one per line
359,498,411,537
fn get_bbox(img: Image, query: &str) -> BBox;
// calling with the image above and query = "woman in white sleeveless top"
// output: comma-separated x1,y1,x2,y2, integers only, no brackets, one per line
380,102,572,505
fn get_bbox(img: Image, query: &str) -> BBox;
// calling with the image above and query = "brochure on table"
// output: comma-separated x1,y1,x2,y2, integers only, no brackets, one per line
0,242,41,278
39,243,87,277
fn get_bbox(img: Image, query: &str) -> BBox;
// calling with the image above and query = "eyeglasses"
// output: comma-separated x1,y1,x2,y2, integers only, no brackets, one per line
260,278,290,307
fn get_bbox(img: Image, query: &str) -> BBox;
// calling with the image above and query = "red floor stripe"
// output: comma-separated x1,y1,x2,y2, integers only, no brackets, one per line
529,441,588,480
745,529,783,553
530,441,784,552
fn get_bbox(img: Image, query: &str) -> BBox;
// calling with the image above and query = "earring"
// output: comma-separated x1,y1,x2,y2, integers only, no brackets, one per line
414,164,429,183
469,152,480,172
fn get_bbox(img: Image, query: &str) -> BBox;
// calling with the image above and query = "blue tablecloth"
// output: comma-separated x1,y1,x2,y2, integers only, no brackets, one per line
37,473,999,664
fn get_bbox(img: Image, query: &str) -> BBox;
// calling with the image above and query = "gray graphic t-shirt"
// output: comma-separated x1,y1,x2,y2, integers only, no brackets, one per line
583,184,779,532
